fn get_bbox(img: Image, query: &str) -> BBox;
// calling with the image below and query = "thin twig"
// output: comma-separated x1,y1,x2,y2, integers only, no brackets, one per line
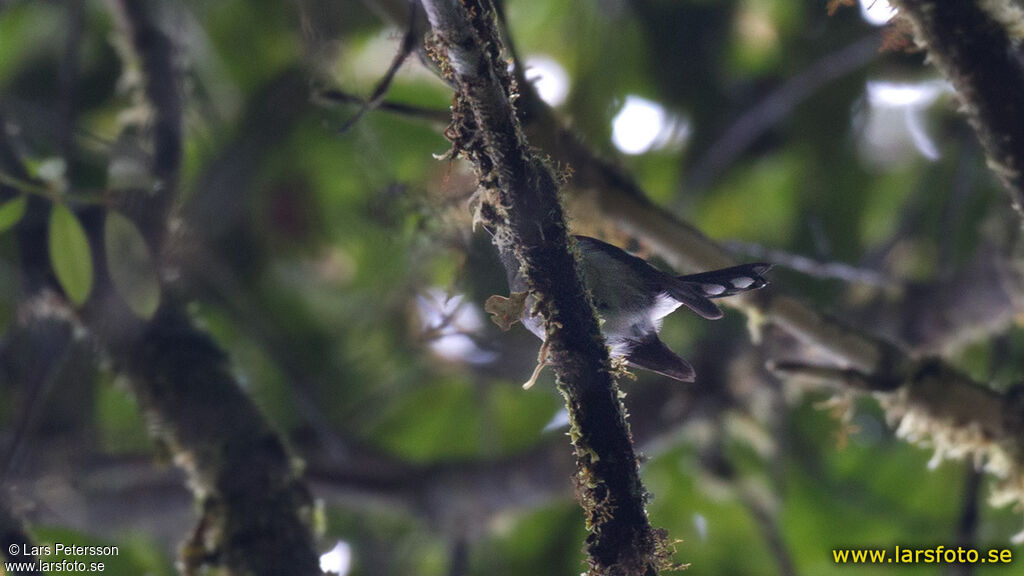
338,2,419,134
724,239,895,288
58,0,85,180
738,483,799,576
685,33,881,193
316,88,450,125
948,466,982,576
0,321,75,485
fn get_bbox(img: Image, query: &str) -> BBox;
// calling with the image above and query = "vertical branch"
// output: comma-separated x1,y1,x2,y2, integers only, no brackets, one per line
108,0,182,248
421,1,669,574
103,2,320,574
58,0,85,177
0,2,328,574
891,0,1024,215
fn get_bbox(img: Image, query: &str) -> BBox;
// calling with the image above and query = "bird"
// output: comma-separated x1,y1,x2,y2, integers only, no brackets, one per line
501,235,770,385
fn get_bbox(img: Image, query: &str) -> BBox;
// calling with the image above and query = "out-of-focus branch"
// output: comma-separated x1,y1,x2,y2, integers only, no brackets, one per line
338,2,420,134
109,308,320,575
422,0,669,573
58,0,85,176
768,358,1024,505
102,4,320,574
884,231,1024,354
8,377,713,551
0,496,43,575
724,239,895,289
951,466,983,576
890,0,1024,215
359,0,1024,533
108,0,182,247
503,22,1024,519
316,88,451,127
685,32,882,193
0,2,322,573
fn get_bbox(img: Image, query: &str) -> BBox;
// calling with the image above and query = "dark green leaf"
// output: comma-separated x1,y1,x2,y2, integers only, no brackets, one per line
0,195,26,232
48,203,94,306
104,211,161,320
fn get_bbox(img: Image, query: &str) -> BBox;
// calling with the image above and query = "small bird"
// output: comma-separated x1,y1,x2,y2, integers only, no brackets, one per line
502,235,770,385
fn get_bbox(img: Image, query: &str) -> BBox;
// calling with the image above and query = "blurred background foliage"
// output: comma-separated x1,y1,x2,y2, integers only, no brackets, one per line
1,0,1023,574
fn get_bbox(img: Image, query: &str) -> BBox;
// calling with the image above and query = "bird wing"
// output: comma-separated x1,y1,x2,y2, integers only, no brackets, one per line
623,333,696,382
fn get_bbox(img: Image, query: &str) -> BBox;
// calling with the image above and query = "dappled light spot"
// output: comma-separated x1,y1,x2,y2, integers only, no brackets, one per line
416,287,498,365
611,95,691,155
857,79,950,166
319,540,352,575
859,0,896,26
524,55,570,106
693,513,709,542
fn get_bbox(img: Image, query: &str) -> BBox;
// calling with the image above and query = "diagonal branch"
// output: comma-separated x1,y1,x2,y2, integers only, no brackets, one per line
499,24,1024,520
0,2,322,574
421,0,670,573
367,0,1024,540
338,1,420,134
685,32,882,193
101,3,321,574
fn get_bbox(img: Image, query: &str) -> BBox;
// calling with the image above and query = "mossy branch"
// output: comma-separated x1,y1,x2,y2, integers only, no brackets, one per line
891,0,1024,215
0,497,43,575
114,308,321,576
108,0,182,249
0,1,323,572
421,0,669,573
502,30,1024,522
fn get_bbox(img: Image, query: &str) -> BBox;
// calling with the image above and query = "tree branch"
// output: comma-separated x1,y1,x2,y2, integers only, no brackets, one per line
0,2,322,572
337,2,420,134
100,4,320,573
497,21,1024,520
111,308,321,576
724,239,895,289
421,0,669,573
685,32,882,193
316,88,451,127
890,0,1024,216
0,496,43,575
108,0,182,247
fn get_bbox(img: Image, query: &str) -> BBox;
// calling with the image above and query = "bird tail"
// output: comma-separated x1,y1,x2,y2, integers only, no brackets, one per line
665,263,772,319
678,263,771,298
624,333,696,382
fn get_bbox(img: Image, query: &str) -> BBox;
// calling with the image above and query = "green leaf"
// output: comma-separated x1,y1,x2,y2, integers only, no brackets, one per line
104,211,161,319
48,203,94,306
0,195,26,232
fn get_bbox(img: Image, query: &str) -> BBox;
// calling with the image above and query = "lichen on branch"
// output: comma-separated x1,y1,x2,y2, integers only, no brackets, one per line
421,0,673,573
891,0,1024,214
